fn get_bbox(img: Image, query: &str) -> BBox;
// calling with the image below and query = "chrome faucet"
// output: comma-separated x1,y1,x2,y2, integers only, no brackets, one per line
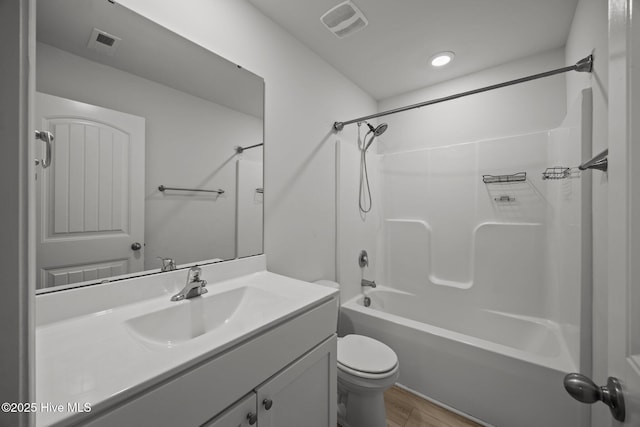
361,279,376,288
171,266,208,301
158,257,176,272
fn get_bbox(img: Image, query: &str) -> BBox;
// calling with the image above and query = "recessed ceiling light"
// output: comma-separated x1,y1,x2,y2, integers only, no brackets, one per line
430,51,455,67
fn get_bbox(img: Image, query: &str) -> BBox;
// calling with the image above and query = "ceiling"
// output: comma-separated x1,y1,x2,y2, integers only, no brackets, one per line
247,0,580,100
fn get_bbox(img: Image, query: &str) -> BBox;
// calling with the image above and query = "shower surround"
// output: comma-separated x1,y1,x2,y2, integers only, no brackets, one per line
337,90,592,427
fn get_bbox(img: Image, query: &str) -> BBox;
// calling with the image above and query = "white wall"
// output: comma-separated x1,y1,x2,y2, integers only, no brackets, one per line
37,42,263,269
564,0,609,425
377,48,567,153
116,0,376,282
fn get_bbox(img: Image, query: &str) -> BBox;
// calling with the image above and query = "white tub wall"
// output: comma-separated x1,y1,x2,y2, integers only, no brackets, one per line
472,222,549,315
545,89,592,369
382,143,479,285
565,0,609,425
381,132,551,286
379,132,555,317
378,106,591,361
381,219,550,319
335,139,383,304
115,0,377,282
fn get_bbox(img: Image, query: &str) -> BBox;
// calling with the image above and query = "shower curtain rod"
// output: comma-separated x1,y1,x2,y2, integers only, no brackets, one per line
333,54,593,131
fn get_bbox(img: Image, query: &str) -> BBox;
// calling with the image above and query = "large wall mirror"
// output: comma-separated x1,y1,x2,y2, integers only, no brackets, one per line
35,0,264,293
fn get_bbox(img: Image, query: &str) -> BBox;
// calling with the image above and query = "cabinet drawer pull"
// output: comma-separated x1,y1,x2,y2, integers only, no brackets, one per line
246,411,257,425
263,398,273,410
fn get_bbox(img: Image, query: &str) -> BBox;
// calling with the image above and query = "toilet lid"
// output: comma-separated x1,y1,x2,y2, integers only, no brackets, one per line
337,334,398,374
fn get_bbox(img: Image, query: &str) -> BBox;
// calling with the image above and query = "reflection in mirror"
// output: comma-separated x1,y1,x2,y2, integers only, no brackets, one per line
35,0,264,292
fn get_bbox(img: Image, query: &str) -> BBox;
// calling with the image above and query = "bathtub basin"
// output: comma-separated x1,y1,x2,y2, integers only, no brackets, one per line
340,287,586,427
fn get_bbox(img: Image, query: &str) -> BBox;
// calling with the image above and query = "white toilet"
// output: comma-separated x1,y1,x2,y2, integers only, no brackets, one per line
315,280,399,427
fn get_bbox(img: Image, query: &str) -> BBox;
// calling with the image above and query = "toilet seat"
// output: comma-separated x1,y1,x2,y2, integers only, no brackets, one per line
338,361,399,380
337,335,398,379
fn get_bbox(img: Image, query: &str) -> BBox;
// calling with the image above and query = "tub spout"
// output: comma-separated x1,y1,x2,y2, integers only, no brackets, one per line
361,279,376,288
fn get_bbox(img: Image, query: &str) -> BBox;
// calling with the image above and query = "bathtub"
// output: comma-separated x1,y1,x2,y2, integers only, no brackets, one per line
339,287,587,427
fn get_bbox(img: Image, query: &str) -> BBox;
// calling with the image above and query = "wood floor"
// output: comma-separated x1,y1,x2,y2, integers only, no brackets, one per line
384,386,482,427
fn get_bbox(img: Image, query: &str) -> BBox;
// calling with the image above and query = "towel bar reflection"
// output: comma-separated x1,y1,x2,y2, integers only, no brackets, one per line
482,172,526,184
158,185,224,195
235,143,263,154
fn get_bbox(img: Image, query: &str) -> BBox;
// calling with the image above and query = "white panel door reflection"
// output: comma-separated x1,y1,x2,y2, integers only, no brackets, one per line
35,92,145,289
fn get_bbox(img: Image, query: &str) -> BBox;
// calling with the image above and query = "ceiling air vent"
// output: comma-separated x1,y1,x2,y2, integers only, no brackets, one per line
320,1,368,39
87,28,121,56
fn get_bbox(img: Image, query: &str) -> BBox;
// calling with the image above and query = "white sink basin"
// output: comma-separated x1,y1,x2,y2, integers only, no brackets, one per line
125,286,283,346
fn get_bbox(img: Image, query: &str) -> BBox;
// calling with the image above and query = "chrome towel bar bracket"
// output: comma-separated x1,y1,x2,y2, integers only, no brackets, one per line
158,185,224,195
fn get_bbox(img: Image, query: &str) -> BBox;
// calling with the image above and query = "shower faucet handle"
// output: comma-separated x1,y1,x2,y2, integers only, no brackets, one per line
359,250,369,268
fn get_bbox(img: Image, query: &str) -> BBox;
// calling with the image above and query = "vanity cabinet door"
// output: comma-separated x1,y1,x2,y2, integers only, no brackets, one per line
255,335,336,427
201,392,257,427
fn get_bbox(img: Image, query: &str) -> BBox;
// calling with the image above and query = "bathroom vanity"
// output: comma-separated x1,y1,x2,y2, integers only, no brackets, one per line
36,256,338,426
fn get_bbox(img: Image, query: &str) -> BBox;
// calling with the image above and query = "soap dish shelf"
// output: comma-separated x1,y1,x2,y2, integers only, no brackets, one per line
542,167,580,180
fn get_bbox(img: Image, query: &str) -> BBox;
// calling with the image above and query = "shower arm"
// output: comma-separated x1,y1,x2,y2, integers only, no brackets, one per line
333,54,593,132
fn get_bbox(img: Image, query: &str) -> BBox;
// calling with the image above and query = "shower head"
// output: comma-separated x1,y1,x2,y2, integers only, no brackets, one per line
363,121,388,151
366,122,388,137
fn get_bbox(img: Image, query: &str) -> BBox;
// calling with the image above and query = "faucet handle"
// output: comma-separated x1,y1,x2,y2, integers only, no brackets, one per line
157,257,176,272
189,266,202,281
